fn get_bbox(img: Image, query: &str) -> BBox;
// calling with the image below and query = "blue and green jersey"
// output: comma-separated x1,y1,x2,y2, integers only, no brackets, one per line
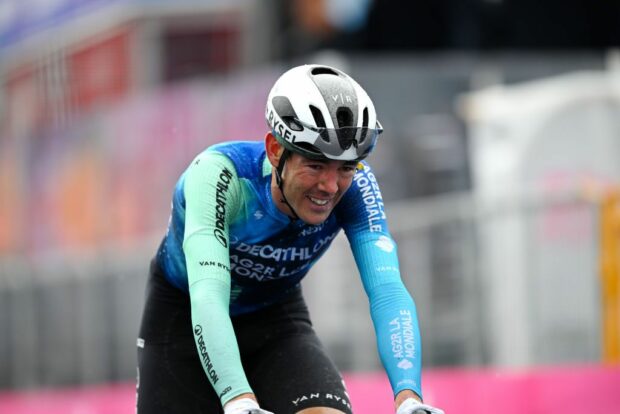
157,140,423,405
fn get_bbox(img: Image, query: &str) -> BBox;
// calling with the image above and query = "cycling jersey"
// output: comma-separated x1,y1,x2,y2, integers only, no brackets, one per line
155,140,423,406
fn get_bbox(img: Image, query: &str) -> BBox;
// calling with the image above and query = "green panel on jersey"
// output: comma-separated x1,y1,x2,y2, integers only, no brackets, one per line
183,152,252,404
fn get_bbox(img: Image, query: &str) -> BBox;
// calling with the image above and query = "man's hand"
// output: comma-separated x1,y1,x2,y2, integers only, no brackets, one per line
396,397,445,414
223,397,274,414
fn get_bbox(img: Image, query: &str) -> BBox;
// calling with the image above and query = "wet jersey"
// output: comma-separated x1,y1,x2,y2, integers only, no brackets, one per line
156,141,423,406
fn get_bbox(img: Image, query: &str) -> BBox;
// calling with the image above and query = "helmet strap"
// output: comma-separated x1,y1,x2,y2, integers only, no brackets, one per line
275,149,300,221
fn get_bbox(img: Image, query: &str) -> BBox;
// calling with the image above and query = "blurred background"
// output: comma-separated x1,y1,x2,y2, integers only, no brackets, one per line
1,0,620,413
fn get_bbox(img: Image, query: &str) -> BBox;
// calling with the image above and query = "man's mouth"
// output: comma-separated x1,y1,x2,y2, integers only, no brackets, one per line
308,196,329,206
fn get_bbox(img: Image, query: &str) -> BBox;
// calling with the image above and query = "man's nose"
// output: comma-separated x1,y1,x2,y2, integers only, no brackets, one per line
317,168,339,194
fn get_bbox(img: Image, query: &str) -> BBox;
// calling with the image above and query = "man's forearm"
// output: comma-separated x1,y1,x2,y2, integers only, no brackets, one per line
189,278,253,406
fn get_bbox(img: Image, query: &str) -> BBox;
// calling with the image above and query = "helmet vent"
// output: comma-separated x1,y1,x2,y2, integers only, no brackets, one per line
309,105,327,129
283,116,303,131
310,105,329,143
272,96,303,131
311,67,339,76
336,107,354,128
359,107,369,144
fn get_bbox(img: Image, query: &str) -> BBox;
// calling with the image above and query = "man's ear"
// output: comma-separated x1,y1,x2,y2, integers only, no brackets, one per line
265,133,284,167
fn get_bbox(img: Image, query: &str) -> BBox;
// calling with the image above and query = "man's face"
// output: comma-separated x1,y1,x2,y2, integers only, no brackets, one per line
280,153,358,225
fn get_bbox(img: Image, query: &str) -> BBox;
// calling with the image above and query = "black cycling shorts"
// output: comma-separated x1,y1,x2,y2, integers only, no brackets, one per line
136,259,353,414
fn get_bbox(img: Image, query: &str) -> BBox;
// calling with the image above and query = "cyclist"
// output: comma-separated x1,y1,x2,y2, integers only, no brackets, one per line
136,64,444,414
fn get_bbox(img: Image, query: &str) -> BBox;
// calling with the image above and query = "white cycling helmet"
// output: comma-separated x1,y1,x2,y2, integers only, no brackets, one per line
266,64,383,161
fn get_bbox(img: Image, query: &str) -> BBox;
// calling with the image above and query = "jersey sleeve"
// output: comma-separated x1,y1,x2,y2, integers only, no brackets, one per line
182,150,253,406
338,163,424,399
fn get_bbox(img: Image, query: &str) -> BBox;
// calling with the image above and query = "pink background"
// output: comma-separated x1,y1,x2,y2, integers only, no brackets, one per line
1,364,619,413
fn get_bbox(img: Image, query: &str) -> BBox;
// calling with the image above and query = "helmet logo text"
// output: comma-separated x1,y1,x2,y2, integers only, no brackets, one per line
268,110,297,142
331,93,353,103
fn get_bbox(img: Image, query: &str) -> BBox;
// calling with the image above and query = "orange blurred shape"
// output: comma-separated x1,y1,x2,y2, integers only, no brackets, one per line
56,151,104,248
0,156,22,253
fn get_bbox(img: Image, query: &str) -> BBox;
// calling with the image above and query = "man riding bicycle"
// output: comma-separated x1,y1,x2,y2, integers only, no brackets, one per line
136,64,444,414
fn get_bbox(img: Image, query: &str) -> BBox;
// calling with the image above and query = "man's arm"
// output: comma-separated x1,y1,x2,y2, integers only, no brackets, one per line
339,163,424,399
349,229,443,414
365,278,424,398
337,163,422,396
340,164,445,413
183,151,254,407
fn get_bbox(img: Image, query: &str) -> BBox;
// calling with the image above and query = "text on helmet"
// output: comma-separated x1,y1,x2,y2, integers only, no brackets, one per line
268,110,297,142
331,93,353,103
